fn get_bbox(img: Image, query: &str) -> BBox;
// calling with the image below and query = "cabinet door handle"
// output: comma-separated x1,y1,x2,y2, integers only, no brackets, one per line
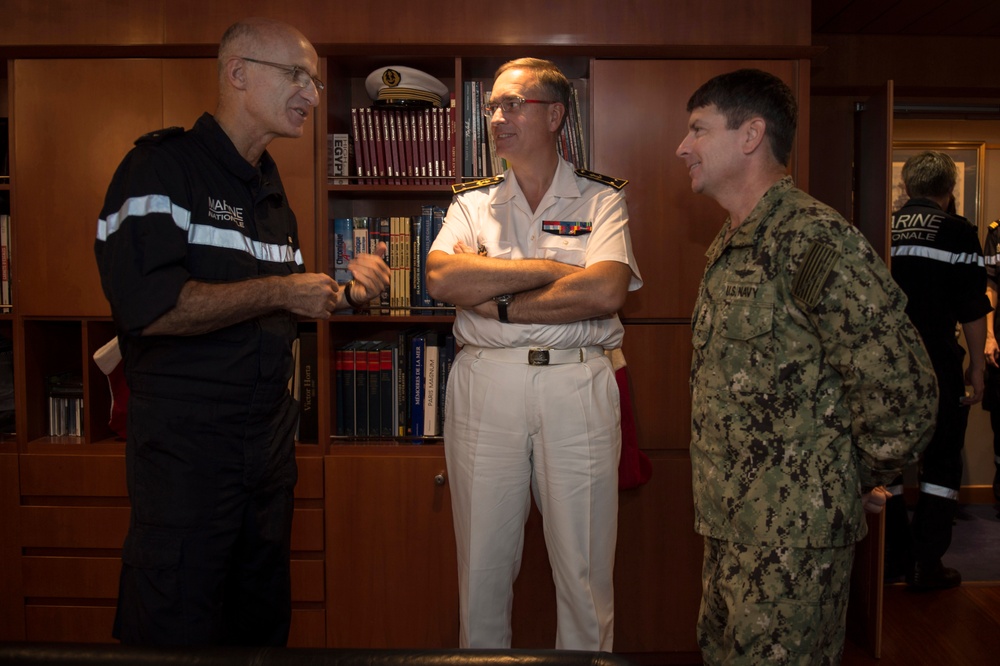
434,472,446,486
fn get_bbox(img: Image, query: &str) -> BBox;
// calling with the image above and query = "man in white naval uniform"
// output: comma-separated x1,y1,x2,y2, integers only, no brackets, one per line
426,57,642,651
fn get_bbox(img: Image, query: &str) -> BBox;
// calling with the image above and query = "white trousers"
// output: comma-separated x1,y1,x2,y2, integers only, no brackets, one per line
444,349,621,650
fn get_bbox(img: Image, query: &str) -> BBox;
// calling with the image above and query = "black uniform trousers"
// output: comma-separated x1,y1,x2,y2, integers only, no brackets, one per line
983,364,1000,476
113,381,299,646
885,363,967,572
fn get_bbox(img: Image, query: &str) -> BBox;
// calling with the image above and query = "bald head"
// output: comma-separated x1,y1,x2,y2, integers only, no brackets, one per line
213,18,320,164
218,18,312,83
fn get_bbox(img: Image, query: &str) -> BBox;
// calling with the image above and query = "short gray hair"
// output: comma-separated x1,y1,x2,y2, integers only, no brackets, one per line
902,151,958,199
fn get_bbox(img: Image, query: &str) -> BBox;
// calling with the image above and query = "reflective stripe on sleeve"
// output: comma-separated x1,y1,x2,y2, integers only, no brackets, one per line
97,194,302,266
890,245,985,267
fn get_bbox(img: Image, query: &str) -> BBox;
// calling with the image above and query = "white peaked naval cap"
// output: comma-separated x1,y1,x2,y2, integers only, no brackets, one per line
366,65,449,108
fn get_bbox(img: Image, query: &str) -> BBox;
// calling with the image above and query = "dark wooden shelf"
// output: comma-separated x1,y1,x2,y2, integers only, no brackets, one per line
325,182,455,198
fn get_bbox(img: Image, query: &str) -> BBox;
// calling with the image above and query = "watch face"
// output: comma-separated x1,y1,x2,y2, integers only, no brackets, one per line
493,293,512,323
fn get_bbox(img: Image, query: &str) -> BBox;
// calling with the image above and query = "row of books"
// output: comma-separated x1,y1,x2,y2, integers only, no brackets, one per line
0,214,10,309
335,328,455,439
329,206,452,315
47,372,83,437
343,104,457,185
462,80,588,178
49,396,83,436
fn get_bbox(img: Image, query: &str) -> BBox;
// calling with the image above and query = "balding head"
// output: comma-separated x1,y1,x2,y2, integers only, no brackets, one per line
213,18,320,164
218,18,312,85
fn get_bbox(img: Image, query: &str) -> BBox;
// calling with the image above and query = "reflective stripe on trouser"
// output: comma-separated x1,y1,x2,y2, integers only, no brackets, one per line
698,538,855,666
444,348,620,650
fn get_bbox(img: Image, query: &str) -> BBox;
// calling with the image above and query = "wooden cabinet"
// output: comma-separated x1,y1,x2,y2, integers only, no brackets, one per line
9,447,326,644
325,446,457,647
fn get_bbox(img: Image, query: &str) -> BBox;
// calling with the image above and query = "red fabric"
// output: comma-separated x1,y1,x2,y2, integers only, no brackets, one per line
94,338,129,439
616,365,651,489
106,360,129,439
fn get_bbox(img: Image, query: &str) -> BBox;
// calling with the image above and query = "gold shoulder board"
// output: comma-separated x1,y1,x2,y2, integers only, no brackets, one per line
452,175,505,195
575,168,627,190
991,220,999,230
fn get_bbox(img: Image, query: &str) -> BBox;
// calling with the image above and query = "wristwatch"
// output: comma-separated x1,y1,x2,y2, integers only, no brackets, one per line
493,293,514,323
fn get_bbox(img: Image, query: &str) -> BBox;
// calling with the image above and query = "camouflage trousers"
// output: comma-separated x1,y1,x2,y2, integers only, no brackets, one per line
698,537,855,666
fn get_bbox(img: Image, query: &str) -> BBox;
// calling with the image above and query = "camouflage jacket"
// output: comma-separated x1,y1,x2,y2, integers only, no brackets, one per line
690,177,937,548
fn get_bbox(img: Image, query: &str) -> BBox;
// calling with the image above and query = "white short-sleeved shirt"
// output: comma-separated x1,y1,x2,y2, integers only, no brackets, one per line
430,157,642,349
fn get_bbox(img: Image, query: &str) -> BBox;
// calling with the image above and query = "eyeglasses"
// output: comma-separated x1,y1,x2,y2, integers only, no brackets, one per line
240,57,325,91
482,96,558,117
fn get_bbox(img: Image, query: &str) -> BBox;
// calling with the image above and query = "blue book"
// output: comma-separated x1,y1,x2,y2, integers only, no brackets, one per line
337,342,361,436
409,331,425,438
378,342,395,438
418,205,435,312
429,205,447,307
463,81,473,177
396,329,410,437
354,340,375,437
410,215,423,314
366,342,381,438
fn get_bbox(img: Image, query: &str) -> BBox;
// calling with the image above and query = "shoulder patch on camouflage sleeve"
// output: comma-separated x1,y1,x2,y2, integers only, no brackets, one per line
135,126,184,146
575,169,628,190
452,175,504,195
792,241,841,309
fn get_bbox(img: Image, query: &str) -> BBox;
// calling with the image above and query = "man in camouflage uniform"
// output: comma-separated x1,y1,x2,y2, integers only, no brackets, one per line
676,69,938,665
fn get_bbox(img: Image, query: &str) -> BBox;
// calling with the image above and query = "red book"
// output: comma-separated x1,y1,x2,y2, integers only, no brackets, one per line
370,107,386,185
403,111,420,183
428,108,440,184
413,111,430,183
350,108,364,179
385,109,402,186
364,107,376,182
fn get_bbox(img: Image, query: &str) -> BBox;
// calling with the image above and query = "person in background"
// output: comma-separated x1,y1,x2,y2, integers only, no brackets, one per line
980,218,1000,503
676,68,937,664
94,18,389,645
886,151,991,590
426,57,642,650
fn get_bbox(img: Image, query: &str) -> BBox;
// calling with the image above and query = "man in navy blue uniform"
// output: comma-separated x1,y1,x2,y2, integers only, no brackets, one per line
980,219,1000,502
94,18,389,645
887,150,990,589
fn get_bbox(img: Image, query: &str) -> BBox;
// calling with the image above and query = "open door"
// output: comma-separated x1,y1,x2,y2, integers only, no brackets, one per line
846,80,894,658
853,81,895,261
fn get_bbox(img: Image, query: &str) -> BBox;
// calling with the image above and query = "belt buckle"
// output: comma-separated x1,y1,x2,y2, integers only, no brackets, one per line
528,348,550,366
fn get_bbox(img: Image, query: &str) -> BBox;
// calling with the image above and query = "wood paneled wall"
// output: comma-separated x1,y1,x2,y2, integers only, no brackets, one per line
0,0,810,49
